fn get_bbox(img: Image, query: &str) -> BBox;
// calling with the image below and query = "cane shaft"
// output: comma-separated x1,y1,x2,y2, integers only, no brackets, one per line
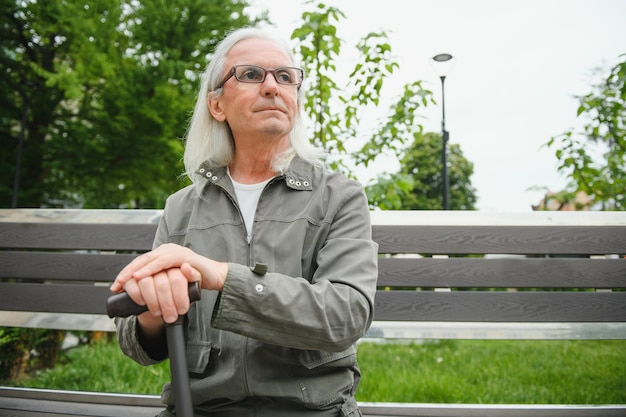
166,317,194,417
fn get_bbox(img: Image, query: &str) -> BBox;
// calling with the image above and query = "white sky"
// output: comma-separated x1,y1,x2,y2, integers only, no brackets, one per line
249,0,626,211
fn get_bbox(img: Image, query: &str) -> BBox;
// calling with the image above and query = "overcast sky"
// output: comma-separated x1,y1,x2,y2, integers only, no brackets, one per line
249,0,626,211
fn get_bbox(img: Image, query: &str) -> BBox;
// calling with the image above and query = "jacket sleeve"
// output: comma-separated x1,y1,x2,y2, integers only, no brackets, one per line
114,315,167,365
114,214,171,365
211,183,378,352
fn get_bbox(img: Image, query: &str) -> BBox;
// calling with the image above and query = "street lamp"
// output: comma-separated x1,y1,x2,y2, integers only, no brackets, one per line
432,53,454,210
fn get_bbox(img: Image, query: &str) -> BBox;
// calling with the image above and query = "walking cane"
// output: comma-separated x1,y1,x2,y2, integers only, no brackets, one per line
107,281,201,417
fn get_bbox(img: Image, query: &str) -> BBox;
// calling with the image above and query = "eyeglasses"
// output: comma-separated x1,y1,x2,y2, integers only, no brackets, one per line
215,65,304,90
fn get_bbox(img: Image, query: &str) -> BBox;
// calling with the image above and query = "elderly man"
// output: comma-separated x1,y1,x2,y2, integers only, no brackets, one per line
111,27,378,417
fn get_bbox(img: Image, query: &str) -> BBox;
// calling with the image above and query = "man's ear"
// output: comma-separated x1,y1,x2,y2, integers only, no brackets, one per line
207,92,226,122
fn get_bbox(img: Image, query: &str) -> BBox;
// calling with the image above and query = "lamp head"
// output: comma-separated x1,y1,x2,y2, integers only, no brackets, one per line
432,53,453,62
431,53,455,78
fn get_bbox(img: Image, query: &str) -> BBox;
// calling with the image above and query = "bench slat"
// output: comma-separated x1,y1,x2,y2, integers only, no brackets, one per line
2,387,624,417
358,402,626,417
3,253,623,288
0,251,139,281
2,253,623,288
374,291,626,322
3,222,625,255
0,223,156,251
3,387,624,417
378,258,626,288
4,281,626,322
0,395,161,417
0,282,112,315
373,225,626,255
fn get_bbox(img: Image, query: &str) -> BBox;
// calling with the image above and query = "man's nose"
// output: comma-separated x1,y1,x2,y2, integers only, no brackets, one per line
261,73,280,94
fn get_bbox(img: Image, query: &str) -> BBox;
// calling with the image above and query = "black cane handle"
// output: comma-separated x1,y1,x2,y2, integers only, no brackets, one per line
106,281,202,318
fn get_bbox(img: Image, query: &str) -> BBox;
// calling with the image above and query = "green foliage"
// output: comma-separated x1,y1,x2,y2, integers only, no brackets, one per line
2,0,476,209
2,0,261,208
545,56,626,210
367,132,477,210
365,173,414,210
292,3,349,163
292,2,435,181
0,327,64,380
292,2,477,209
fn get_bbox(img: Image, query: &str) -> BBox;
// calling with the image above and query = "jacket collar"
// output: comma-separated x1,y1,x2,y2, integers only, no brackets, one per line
195,155,314,191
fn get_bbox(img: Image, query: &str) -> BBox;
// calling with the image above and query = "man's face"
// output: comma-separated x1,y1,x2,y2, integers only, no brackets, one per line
209,38,300,142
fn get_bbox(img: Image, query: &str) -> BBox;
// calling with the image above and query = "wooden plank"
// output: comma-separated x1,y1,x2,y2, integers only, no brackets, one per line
368,210,626,227
373,291,626,322
377,257,626,288
5,208,626,227
2,398,624,417
0,399,161,417
0,386,162,406
358,402,626,417
1,387,624,417
0,311,116,332
0,223,156,250
0,282,113,315
4,311,626,338
373,225,626,255
8,283,624,322
0,251,139,281
0,389,162,417
2,253,624,288
365,321,626,340
0,208,163,225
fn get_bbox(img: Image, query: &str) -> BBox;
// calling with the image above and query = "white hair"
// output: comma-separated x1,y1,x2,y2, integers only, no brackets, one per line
183,27,323,182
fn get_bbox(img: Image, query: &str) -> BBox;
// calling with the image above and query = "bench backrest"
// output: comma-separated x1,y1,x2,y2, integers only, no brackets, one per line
371,210,626,340
1,209,625,339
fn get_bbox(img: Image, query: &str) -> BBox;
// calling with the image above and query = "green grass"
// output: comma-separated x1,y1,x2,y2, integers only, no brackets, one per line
4,337,626,404
355,339,626,404
9,337,170,394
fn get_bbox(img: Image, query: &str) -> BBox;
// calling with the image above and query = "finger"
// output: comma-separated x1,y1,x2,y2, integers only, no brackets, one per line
122,276,146,307
180,263,201,283
137,275,161,318
111,252,158,292
168,268,192,316
154,271,178,324
132,244,191,280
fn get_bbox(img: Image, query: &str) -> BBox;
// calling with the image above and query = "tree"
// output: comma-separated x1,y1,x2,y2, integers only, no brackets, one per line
292,3,436,186
1,0,261,208
366,132,477,210
3,0,476,210
545,56,626,211
291,2,476,209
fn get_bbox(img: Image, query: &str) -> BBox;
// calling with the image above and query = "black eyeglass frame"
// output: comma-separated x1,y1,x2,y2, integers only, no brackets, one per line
215,65,304,90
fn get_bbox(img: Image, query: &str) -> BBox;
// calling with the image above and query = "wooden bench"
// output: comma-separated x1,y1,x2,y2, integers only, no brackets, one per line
1,208,625,417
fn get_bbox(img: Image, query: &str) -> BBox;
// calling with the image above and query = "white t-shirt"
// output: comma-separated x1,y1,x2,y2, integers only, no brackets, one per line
229,171,271,239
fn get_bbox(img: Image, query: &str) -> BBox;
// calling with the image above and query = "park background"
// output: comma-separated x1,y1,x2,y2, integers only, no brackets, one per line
250,0,626,211
1,0,624,407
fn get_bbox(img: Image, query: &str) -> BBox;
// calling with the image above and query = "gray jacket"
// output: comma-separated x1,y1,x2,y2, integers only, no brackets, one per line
115,156,378,414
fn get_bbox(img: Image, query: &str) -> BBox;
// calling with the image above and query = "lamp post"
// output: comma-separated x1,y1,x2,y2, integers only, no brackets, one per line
432,53,454,210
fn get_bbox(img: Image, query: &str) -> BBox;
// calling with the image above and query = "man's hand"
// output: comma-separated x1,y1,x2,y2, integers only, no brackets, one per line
110,243,228,324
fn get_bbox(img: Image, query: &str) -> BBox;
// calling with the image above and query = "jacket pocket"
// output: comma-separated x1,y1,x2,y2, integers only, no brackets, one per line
292,346,358,408
186,340,211,374
293,345,356,370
